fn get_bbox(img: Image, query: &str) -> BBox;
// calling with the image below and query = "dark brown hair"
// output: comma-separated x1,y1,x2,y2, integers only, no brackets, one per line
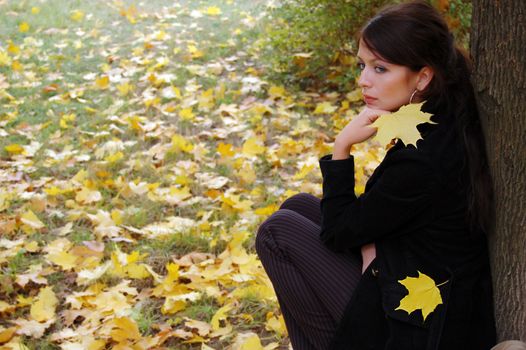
360,0,494,235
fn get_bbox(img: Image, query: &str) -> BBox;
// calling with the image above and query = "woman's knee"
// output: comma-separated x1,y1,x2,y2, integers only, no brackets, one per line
280,192,318,210
255,209,299,255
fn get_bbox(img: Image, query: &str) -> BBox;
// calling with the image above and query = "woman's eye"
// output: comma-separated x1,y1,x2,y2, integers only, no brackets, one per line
357,62,365,70
375,66,386,73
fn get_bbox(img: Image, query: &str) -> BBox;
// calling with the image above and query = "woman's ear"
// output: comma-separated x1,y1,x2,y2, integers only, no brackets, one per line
416,66,434,91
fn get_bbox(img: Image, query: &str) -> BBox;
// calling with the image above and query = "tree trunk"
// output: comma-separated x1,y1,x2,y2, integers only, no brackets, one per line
471,0,526,341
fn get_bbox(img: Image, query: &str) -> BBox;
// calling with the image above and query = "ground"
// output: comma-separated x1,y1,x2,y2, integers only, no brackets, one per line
0,0,383,349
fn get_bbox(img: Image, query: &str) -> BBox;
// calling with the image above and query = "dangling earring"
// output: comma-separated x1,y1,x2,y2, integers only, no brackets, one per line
409,89,418,104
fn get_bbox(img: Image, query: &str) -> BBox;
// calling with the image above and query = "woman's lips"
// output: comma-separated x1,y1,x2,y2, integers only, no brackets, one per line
364,95,377,104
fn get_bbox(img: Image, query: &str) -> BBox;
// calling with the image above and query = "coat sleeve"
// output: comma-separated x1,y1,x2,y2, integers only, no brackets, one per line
318,151,438,252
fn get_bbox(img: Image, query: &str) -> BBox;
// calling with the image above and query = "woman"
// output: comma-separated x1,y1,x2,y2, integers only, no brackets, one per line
255,1,496,349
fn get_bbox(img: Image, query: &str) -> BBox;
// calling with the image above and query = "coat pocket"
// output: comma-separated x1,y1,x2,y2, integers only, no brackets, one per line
380,271,449,330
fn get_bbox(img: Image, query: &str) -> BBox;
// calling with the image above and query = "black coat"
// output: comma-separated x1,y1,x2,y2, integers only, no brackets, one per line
318,114,496,350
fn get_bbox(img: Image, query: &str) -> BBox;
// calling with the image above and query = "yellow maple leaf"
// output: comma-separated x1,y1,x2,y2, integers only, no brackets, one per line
217,142,235,157
117,82,133,96
95,76,109,89
239,334,264,350
179,107,195,121
293,164,314,180
30,286,58,322
110,317,141,342
206,6,222,16
20,210,45,230
59,113,76,129
254,204,279,216
105,151,124,163
12,60,23,71
19,22,30,33
8,42,20,55
5,144,25,155
313,101,338,115
70,10,84,22
0,49,11,66
0,326,17,343
265,313,287,336
171,134,194,153
187,44,204,59
48,251,77,270
268,85,286,99
395,271,444,321
162,298,186,315
76,187,102,204
371,102,435,148
242,137,265,156
211,303,233,331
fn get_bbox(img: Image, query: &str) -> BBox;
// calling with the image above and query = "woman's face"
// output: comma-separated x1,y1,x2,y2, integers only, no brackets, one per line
357,40,422,112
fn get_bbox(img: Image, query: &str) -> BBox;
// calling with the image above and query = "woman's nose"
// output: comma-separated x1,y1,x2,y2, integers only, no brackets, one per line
358,69,372,89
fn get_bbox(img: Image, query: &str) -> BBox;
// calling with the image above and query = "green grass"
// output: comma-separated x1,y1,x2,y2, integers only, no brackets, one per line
0,0,298,348
183,294,220,323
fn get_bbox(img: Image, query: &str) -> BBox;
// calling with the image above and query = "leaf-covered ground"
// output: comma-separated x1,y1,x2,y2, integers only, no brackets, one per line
0,0,384,349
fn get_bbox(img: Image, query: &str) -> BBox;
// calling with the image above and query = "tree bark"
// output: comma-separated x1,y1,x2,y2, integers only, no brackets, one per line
471,0,526,341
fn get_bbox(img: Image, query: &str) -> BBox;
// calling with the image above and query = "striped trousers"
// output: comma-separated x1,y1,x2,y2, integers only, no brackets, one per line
255,193,362,350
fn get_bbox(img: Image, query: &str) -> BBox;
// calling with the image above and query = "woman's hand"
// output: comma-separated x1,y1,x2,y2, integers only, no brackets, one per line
333,107,390,159
361,243,376,274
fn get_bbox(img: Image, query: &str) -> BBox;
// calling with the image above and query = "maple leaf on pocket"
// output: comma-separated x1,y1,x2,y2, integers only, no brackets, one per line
371,102,435,148
395,271,445,321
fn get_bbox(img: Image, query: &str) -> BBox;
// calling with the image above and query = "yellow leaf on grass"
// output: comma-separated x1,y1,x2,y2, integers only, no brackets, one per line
5,144,24,155
105,151,124,163
265,313,287,336
236,162,256,184
0,301,16,314
76,187,102,204
117,82,133,96
179,108,195,121
293,164,314,180
187,44,204,59
206,6,222,16
70,10,84,22
0,193,11,211
30,287,58,322
162,299,186,315
95,76,109,89
395,271,444,321
371,102,435,148
217,142,235,157
268,85,286,99
8,42,20,55
0,326,17,343
48,251,77,270
171,134,194,153
254,204,279,216
211,303,233,330
0,50,11,66
59,113,76,129
239,334,264,350
242,138,265,156
20,210,45,229
313,101,337,115
12,60,23,71
19,22,30,33
110,317,141,342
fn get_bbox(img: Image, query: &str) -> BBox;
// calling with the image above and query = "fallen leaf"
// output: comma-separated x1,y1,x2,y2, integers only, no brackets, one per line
395,271,444,321
30,286,58,322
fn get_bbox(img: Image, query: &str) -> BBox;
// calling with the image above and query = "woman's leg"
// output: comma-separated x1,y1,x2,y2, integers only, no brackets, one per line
279,192,322,226
256,194,361,350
